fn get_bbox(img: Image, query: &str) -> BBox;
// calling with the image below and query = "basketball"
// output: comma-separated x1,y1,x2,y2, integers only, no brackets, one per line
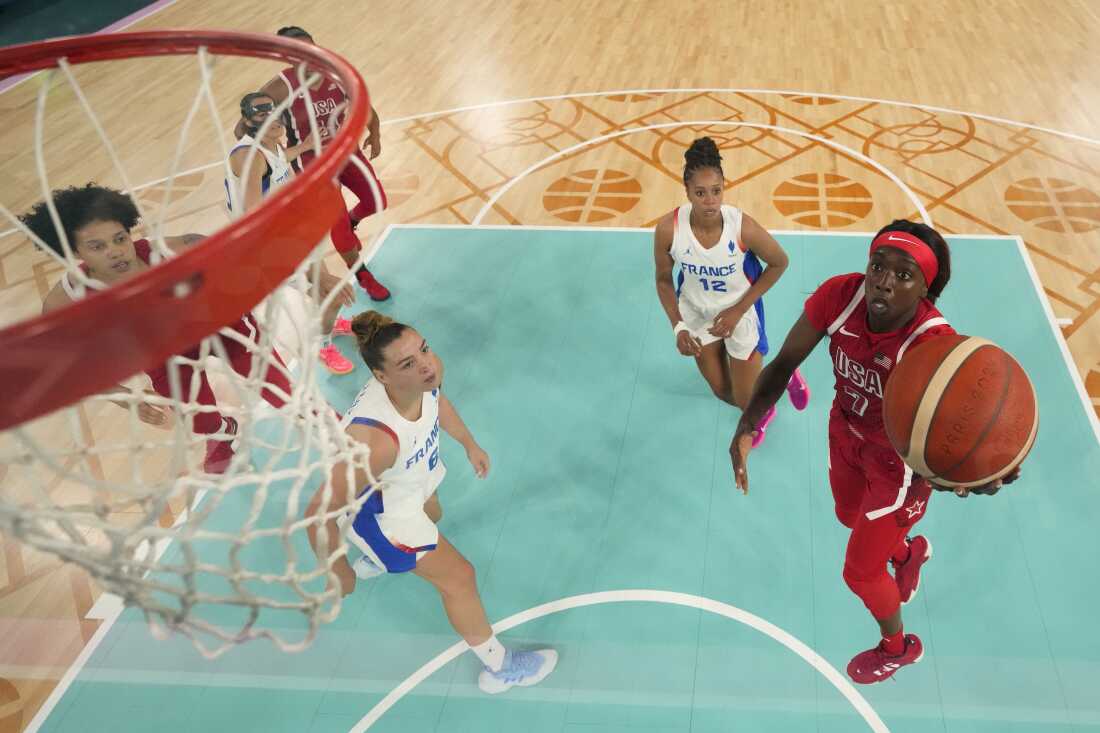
883,334,1038,488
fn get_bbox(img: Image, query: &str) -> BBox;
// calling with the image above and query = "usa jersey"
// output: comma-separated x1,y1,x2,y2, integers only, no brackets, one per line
804,273,956,448
342,378,447,518
278,66,347,170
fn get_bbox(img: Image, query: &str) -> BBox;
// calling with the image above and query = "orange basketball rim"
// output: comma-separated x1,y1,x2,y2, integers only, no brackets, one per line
0,31,369,431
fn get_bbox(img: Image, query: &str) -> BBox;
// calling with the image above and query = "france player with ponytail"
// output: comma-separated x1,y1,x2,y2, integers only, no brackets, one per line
653,136,810,447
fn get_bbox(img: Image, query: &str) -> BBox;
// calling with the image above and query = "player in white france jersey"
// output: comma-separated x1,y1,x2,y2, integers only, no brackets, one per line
304,311,557,694
225,91,358,376
654,136,810,446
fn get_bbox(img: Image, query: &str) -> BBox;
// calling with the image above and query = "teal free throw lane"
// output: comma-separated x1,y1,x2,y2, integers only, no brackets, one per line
38,228,1099,733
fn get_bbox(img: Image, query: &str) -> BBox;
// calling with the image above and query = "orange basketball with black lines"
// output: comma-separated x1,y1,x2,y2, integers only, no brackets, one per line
883,335,1038,488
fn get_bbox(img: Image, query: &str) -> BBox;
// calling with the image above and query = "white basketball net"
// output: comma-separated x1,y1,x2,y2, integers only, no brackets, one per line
0,42,385,657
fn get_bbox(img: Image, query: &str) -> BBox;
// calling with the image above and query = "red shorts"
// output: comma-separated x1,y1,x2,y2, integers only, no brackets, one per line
145,314,290,434
340,149,387,216
830,409,933,620
294,148,387,214
828,409,932,529
328,150,387,254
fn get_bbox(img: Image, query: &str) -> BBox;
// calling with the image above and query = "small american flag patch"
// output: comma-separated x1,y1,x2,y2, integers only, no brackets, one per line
873,353,893,369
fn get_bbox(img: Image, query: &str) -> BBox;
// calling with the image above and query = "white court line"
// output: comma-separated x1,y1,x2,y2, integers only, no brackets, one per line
5,84,1098,239
4,84,1091,239
382,86,1100,147
371,224,1100,452
470,120,931,226
25,227,1096,730
379,224,1040,239
347,590,890,733
1013,235,1100,446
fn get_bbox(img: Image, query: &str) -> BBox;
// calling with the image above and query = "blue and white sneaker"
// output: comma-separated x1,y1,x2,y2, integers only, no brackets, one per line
352,554,385,580
478,648,558,694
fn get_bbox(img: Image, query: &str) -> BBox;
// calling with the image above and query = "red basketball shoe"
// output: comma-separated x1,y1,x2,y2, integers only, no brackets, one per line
893,535,933,605
357,269,391,301
847,633,923,684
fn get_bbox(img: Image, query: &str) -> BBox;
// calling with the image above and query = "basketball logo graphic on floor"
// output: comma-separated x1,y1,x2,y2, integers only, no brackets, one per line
1004,177,1100,233
543,169,642,223
773,173,873,228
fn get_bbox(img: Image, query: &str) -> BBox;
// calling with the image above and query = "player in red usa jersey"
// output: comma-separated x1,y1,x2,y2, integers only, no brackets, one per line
21,185,293,474
242,26,390,302
728,219,1022,684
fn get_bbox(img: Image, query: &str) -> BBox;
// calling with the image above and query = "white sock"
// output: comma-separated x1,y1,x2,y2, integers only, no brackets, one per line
470,635,506,672
321,334,333,348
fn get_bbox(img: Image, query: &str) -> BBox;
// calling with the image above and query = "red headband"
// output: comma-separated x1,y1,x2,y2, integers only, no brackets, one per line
869,231,938,287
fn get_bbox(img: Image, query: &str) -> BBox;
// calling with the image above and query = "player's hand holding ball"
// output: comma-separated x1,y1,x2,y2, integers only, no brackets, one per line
883,334,1036,499
933,466,1023,498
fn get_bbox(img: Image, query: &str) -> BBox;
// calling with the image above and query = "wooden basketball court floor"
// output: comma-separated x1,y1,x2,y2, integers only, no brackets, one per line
2,2,1100,731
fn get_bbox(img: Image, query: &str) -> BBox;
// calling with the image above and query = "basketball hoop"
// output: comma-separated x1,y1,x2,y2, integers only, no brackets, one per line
0,31,368,428
0,31,383,657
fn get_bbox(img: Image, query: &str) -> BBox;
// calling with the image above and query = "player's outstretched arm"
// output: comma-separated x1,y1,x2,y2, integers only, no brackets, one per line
438,392,490,478
730,313,825,493
365,105,382,159
284,139,319,161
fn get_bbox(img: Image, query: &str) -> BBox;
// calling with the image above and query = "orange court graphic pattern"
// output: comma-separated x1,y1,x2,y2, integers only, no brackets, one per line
3,87,1100,729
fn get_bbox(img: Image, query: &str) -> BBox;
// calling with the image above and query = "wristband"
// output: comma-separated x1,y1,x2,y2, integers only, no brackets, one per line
673,321,689,335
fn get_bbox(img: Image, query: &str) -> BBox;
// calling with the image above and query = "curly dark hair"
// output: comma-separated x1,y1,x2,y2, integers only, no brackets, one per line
19,184,140,257
874,219,952,303
276,26,312,40
683,136,723,186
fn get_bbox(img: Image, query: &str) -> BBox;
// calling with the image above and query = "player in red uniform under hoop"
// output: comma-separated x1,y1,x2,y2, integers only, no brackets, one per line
21,184,293,474
238,25,390,302
728,219,1022,683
